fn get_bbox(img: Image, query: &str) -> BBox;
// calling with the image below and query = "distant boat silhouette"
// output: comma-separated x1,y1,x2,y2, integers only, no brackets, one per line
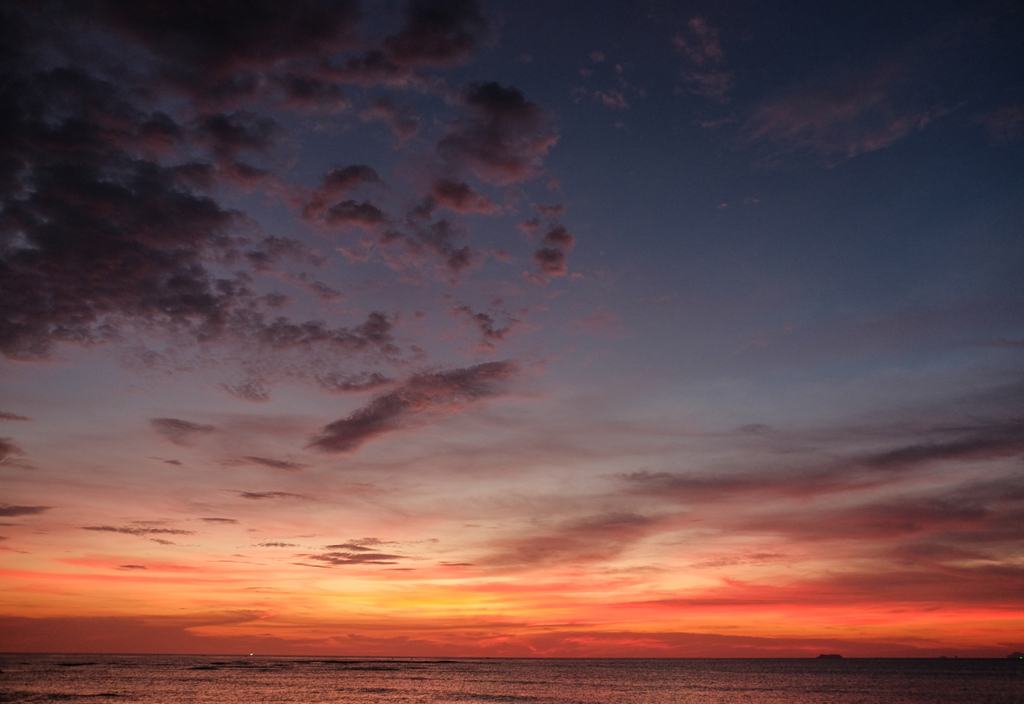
817,653,844,659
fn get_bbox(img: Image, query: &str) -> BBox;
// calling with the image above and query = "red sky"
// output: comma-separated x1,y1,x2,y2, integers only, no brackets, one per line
1,0,1023,657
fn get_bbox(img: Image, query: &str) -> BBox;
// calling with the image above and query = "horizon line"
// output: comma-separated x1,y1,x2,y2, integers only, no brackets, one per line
1,651,1018,660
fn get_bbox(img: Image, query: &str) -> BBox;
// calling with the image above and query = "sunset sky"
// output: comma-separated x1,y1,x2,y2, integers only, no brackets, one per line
1,0,1023,657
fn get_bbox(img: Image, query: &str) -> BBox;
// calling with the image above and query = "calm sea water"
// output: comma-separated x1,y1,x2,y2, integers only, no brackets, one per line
1,655,1021,703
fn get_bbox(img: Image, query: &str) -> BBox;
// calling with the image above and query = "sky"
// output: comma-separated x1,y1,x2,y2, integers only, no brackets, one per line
1,0,1022,657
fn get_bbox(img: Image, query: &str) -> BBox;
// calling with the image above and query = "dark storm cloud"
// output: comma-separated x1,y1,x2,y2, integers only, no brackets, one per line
150,418,216,446
0,505,51,517
0,412,31,421
309,360,517,453
438,82,558,185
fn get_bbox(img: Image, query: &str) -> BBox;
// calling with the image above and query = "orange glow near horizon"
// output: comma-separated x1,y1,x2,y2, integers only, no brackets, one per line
2,0,1023,664
3,455,1023,657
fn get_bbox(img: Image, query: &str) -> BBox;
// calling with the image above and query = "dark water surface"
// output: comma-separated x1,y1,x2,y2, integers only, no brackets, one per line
1,655,1021,703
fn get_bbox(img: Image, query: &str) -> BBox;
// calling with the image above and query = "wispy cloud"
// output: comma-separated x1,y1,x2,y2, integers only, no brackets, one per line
743,60,946,161
481,512,665,570
235,456,308,472
622,418,1024,503
82,525,195,537
0,412,31,422
0,505,51,517
309,361,518,453
453,305,518,351
0,438,24,464
237,491,309,501
673,17,732,101
150,418,216,446
978,105,1024,142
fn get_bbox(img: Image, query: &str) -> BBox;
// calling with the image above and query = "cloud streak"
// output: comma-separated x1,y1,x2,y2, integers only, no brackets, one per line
82,525,194,537
309,361,517,453
0,505,51,517
150,418,216,446
743,60,945,160
0,412,31,421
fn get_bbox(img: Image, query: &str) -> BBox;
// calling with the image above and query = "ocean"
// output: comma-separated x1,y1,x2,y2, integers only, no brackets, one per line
1,655,1021,703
